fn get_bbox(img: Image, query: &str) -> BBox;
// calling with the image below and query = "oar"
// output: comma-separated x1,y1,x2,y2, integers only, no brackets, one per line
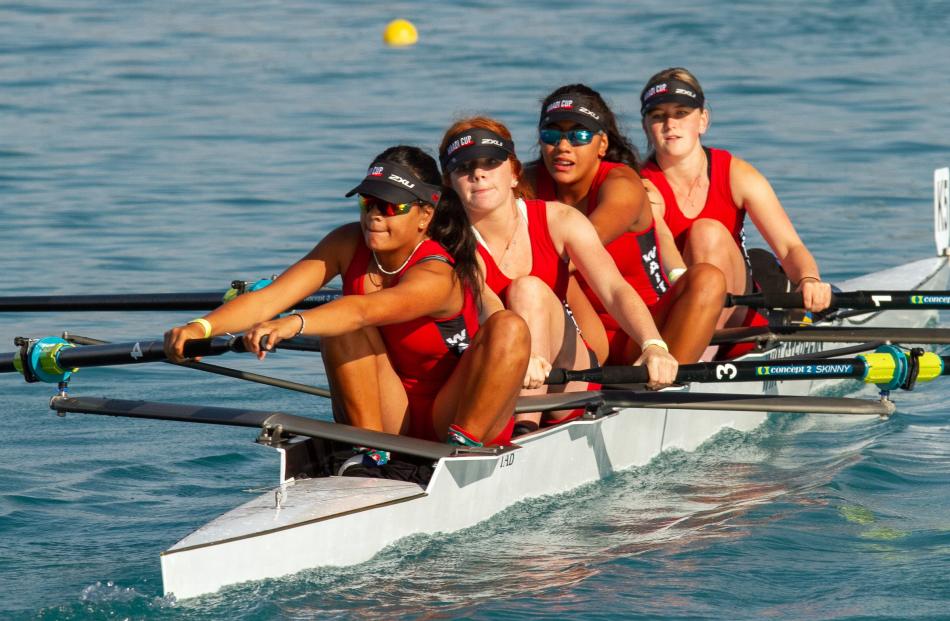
0,289,341,312
727,289,950,311
514,390,893,417
711,325,950,345
0,334,317,384
545,346,946,392
66,335,331,398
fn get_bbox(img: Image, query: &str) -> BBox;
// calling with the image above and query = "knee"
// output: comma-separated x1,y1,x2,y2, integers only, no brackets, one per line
506,275,554,313
681,262,727,299
685,219,733,257
479,310,531,362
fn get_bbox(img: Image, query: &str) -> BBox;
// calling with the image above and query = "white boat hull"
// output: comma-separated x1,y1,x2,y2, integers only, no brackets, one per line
161,255,950,599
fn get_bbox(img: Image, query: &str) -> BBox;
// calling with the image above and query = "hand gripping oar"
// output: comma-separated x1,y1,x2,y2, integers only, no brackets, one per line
726,289,950,311
545,345,946,393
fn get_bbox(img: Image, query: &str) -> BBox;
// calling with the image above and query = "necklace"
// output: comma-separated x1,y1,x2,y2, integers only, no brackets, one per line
497,205,522,267
677,151,708,213
373,239,426,276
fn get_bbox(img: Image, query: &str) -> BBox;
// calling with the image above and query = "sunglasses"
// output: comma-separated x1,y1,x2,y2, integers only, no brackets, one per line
539,128,597,146
357,194,418,217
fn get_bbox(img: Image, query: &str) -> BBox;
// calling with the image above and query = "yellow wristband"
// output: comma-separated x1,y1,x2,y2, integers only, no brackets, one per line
668,267,687,284
187,318,213,338
641,338,669,352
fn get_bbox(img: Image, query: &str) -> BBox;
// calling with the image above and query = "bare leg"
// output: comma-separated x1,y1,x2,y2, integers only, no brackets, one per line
505,276,593,427
321,328,409,435
682,218,749,329
652,262,726,363
432,310,530,443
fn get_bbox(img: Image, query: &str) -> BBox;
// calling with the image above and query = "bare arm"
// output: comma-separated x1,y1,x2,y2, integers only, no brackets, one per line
164,223,359,360
731,158,831,311
241,257,462,358
587,167,650,245
549,203,677,386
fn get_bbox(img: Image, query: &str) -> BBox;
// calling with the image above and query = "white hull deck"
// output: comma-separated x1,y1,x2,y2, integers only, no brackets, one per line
160,255,950,599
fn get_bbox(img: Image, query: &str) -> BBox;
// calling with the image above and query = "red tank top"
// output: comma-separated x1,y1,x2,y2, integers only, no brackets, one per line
342,238,480,397
535,161,670,318
476,198,569,302
640,147,745,253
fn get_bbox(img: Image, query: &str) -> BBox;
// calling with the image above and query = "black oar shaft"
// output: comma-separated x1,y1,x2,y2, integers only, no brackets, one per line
54,336,246,369
0,337,246,375
728,290,950,310
0,290,341,312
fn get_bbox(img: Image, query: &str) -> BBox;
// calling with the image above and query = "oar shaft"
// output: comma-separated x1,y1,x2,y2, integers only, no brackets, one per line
54,336,246,369
0,290,341,312
0,336,248,377
547,353,950,388
728,290,950,310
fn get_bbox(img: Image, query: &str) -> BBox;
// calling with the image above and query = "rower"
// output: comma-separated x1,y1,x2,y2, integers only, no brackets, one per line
164,146,530,450
525,84,726,365
638,68,833,344
439,117,678,434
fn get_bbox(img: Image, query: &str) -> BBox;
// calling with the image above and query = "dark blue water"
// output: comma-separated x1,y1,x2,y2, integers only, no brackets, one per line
2,1,949,618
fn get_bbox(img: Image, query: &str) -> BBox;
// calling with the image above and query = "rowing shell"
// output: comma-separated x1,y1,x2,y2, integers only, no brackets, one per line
138,253,946,599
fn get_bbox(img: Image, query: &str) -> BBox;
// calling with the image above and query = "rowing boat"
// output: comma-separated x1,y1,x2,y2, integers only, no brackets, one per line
3,168,949,600
155,253,948,599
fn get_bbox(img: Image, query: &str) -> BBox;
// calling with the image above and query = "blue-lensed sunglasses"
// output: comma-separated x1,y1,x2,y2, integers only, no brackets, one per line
539,128,597,146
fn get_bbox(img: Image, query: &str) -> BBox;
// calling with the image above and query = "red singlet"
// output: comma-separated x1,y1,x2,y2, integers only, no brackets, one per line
343,238,501,442
475,198,598,422
536,161,671,364
640,147,745,253
475,198,569,302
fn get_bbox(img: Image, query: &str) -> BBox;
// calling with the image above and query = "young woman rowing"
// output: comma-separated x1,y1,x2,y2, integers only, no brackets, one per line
439,117,678,432
638,68,832,329
164,146,530,448
525,84,725,365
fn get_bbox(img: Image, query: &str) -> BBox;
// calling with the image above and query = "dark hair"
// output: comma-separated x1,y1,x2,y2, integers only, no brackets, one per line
374,145,481,305
539,84,641,171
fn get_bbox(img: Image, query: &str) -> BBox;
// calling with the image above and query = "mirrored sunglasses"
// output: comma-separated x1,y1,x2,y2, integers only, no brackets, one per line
539,128,597,146
357,194,417,217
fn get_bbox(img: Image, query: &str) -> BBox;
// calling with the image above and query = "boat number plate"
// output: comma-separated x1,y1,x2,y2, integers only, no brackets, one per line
499,452,515,468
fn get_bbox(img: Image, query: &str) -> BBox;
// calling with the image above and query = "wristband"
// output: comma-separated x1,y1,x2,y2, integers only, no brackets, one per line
289,312,306,336
797,276,821,286
187,318,213,338
641,338,669,352
668,267,687,284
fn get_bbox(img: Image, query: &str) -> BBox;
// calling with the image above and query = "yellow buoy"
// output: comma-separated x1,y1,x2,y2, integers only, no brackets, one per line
383,19,418,47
